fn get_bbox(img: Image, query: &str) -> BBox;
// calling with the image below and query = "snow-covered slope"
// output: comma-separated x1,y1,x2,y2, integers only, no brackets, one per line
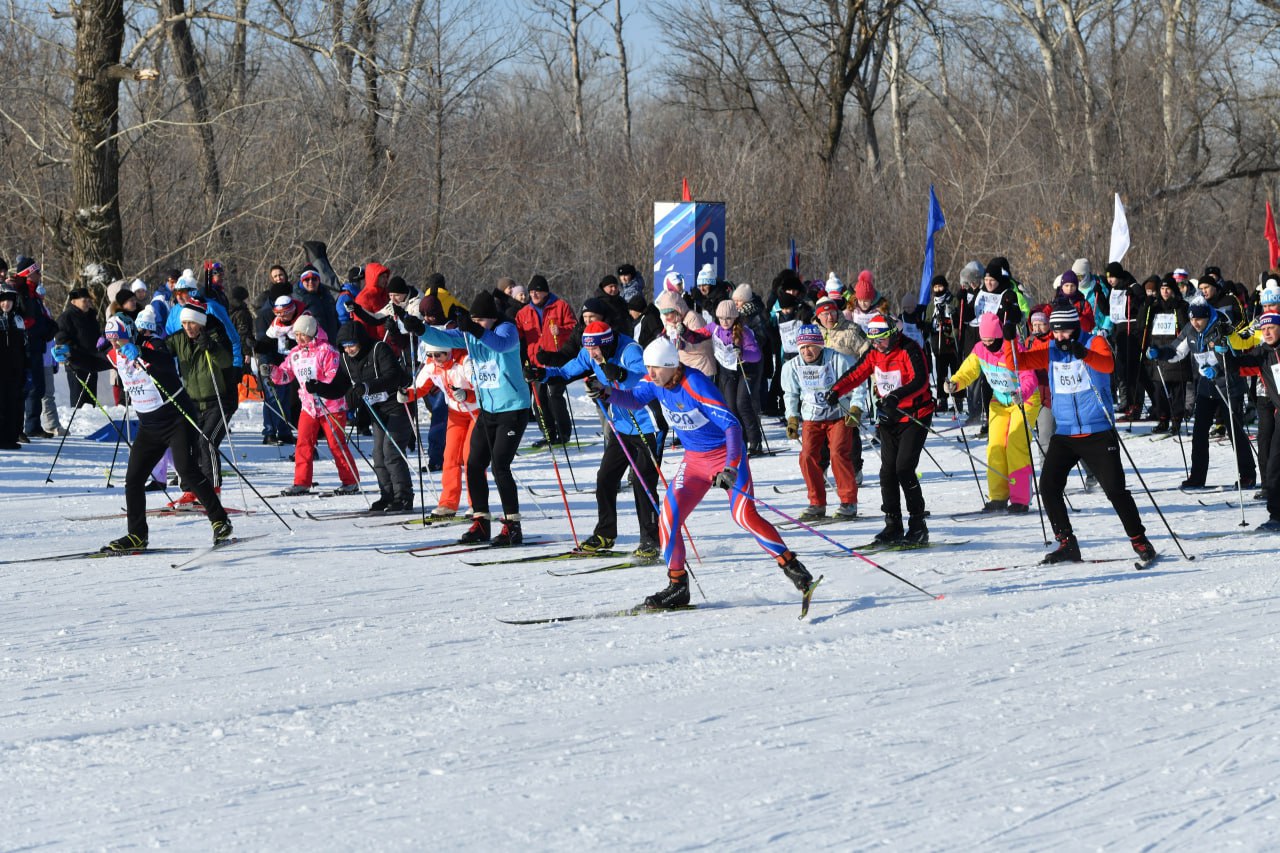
3,393,1277,850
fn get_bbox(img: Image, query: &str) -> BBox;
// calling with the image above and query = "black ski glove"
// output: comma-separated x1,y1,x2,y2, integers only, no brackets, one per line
523,363,546,383
599,362,627,383
584,375,610,401
711,467,737,490
1064,339,1089,360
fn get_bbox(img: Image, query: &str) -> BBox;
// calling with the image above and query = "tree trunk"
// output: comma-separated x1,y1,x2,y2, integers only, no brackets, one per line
70,0,127,288
232,0,248,108
332,0,354,117
569,0,586,151
391,0,427,133
166,0,227,252
612,0,632,163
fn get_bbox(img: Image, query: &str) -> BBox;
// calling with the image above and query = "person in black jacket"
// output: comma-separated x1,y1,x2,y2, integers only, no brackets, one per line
295,266,340,340
0,287,28,449
55,287,103,408
310,322,414,511
56,315,232,551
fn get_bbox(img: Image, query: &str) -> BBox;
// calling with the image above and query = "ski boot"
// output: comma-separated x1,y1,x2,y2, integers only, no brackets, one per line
1042,533,1082,564
369,494,392,512
901,514,929,546
1151,419,1169,434
776,550,813,592
280,484,311,496
1255,517,1280,533
981,498,1008,513
873,513,904,544
799,505,826,521
492,516,523,546
167,491,199,509
104,533,148,553
430,506,457,518
1006,503,1029,514
644,573,690,609
1130,534,1157,563
386,498,414,513
332,483,360,496
833,503,858,519
577,534,615,554
632,542,661,563
458,514,491,544
211,520,233,544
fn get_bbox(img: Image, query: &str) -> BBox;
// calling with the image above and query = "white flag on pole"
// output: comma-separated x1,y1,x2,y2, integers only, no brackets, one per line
1109,192,1130,264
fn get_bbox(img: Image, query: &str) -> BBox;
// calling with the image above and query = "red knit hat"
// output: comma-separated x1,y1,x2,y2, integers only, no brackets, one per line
854,270,875,302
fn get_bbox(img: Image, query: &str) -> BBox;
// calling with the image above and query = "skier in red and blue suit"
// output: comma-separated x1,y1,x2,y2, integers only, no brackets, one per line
588,336,813,609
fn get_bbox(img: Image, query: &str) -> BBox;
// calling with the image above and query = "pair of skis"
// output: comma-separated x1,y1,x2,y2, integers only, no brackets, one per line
500,576,825,625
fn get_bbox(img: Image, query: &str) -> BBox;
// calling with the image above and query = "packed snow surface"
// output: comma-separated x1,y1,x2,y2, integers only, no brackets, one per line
3,392,1278,850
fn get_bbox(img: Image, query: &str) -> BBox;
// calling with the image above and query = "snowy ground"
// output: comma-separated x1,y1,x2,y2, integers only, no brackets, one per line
3,385,1279,850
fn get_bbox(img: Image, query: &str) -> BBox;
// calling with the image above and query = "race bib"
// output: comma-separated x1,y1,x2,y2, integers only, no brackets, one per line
1270,362,1280,393
1151,313,1177,336
116,359,164,412
778,319,800,354
1193,351,1216,369
661,402,709,432
798,362,834,406
294,355,319,383
873,367,903,397
1050,359,1088,395
471,359,501,390
364,391,388,404
1110,292,1128,324
713,334,739,369
984,365,1018,397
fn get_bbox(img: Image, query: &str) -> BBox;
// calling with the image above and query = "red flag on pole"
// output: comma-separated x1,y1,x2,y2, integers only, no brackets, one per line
681,178,691,202
1266,201,1279,270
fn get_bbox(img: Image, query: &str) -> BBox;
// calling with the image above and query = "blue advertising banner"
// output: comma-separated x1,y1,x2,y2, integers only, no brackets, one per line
653,201,725,296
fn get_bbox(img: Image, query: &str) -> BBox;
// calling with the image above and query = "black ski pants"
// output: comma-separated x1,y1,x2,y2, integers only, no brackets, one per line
1040,430,1145,540
468,408,529,518
1189,391,1254,486
878,414,930,519
126,416,228,539
1258,397,1276,491
595,430,659,545
535,379,572,444
371,405,414,503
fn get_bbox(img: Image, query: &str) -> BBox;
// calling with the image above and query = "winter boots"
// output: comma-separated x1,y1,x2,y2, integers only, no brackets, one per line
1130,534,1157,563
1043,533,1082,564
577,534,615,553
104,533,148,553
644,574,691,609
458,514,491,544
212,520,233,544
776,551,813,591
799,505,826,521
902,514,928,545
492,516,522,546
873,514,904,544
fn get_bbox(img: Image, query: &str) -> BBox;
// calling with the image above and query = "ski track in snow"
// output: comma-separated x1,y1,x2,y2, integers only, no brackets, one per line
3,390,1280,850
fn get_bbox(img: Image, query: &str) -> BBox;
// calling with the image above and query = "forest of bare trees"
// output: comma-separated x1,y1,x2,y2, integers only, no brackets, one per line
5,0,1280,309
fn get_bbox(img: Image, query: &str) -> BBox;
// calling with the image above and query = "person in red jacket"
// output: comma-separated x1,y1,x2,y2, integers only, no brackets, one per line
353,262,393,349
825,313,935,545
515,275,577,446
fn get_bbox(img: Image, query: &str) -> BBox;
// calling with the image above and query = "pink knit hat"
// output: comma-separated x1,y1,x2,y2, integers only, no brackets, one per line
978,313,1003,340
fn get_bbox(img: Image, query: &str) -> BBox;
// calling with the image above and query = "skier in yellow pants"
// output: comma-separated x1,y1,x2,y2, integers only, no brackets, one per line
945,314,1042,513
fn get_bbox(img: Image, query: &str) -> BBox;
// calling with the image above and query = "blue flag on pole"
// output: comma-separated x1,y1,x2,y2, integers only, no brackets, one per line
917,185,946,306
788,238,799,273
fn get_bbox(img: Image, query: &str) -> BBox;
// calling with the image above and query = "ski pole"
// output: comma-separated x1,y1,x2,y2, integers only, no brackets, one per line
1155,363,1190,479
44,392,82,483
1212,375,1250,528
105,399,130,488
458,334,556,523
1082,375,1195,560
406,337,428,524
147,373,293,531
736,360,771,455
72,372,134,449
728,484,941,601
851,401,1014,485
206,352,251,511
948,395,987,504
315,404,372,507
364,395,435,507
1009,343,1050,545
608,377,704,566
527,378,579,548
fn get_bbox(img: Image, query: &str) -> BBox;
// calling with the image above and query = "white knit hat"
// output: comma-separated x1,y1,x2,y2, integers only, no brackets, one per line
292,314,318,338
643,337,680,368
